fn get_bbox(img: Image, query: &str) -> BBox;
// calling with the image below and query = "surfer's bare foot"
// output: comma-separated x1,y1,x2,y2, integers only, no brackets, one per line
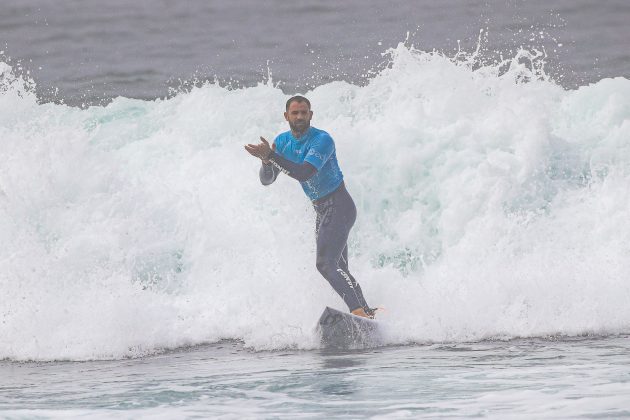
351,307,372,318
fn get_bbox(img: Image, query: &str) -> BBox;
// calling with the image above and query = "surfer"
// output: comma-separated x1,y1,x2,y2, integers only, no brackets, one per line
245,96,376,318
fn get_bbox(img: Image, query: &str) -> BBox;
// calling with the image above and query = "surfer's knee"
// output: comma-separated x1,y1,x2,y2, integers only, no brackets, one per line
315,258,336,277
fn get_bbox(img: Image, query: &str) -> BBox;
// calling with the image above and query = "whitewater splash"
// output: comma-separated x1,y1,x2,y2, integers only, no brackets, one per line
1,44,629,361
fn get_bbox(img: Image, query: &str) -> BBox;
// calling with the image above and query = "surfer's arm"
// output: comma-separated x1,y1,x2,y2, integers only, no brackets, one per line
267,152,317,182
246,136,316,182
259,162,280,185
268,132,334,182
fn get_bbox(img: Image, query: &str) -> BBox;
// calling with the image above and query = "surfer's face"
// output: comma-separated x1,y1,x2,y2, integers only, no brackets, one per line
284,101,312,135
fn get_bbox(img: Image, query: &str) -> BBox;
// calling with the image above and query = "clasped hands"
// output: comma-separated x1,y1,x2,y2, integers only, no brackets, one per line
245,137,276,164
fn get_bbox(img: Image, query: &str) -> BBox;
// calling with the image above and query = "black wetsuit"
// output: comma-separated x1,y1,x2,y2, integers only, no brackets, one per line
313,182,370,312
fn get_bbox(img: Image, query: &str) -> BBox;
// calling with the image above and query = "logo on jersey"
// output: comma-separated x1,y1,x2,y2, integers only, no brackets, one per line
306,149,325,161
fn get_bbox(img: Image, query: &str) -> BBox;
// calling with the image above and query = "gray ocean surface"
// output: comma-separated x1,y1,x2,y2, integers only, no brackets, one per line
1,0,629,105
2,1,630,418
2,338,630,418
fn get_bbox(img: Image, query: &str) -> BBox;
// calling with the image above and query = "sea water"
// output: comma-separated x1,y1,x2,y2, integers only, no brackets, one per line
1,0,629,104
2,1,630,418
2,338,630,418
2,44,630,417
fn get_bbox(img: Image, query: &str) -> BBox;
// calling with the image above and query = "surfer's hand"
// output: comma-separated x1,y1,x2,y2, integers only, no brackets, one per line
258,137,274,162
261,138,276,164
245,137,275,163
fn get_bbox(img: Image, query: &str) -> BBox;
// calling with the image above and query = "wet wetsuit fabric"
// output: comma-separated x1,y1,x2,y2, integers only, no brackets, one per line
265,153,315,182
313,183,369,312
258,126,371,313
260,161,280,185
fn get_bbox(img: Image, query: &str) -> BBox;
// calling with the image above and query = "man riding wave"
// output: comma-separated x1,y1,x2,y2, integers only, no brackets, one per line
245,96,375,318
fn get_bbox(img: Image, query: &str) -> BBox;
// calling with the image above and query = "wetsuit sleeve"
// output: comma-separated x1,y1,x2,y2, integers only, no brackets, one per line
268,153,317,182
259,162,279,185
303,134,335,171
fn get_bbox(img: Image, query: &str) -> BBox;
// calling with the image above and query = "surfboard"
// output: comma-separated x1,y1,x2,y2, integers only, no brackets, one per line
317,306,382,349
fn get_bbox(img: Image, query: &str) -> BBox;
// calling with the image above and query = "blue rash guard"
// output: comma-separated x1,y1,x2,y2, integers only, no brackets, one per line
271,127,343,201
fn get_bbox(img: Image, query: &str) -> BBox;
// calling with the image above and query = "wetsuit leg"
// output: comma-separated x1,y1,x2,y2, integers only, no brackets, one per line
338,244,369,310
314,184,370,312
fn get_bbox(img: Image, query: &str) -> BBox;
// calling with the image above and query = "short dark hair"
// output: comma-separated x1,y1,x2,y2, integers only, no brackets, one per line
286,95,311,111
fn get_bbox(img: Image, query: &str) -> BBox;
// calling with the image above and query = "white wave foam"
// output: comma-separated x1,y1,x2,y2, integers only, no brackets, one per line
1,45,629,360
